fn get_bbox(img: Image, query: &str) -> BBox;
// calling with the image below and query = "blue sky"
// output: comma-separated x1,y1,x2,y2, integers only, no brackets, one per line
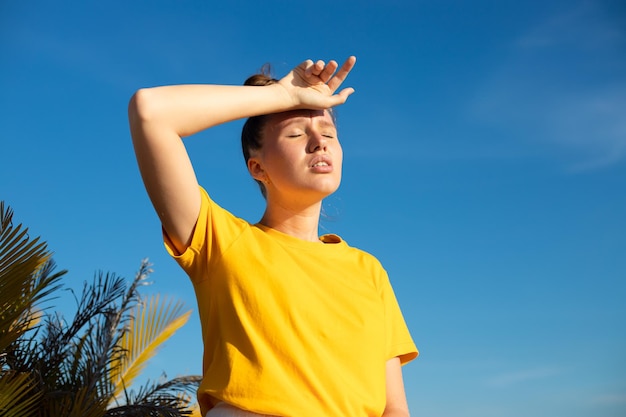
2,1,625,416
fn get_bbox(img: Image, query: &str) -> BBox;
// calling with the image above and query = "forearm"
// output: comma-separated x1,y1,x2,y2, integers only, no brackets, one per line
383,357,410,417
128,83,293,138
128,57,356,140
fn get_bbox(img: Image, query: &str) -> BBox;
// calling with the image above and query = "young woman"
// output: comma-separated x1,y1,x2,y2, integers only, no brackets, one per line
129,56,418,417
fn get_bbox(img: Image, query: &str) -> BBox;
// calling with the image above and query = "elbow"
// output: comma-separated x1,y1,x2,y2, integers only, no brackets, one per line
128,88,154,126
128,88,164,148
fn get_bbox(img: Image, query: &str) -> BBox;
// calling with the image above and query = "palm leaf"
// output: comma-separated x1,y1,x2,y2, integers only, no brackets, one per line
1,202,199,416
109,375,201,417
45,384,108,417
187,400,202,417
109,295,192,401
0,371,42,417
0,201,65,353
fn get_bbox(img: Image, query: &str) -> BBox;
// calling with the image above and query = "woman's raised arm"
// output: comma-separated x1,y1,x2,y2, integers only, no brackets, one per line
128,56,356,254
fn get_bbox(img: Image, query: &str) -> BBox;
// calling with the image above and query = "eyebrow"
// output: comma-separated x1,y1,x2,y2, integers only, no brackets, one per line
278,117,336,130
316,119,337,129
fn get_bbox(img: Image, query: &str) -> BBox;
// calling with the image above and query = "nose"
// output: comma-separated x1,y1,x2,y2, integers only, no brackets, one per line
307,131,328,153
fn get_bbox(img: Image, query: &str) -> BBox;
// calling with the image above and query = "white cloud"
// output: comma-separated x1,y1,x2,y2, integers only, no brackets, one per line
469,1,626,171
486,367,560,387
517,1,624,50
590,393,626,405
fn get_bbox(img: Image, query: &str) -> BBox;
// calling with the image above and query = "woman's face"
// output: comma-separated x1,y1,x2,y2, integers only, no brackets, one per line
250,109,343,204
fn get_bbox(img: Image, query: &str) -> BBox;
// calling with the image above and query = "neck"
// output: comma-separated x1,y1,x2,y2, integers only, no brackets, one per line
260,198,323,243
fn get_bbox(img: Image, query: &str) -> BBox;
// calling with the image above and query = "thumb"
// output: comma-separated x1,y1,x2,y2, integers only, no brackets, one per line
333,87,356,105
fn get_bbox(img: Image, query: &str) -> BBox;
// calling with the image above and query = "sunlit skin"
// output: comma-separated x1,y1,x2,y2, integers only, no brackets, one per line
248,109,342,210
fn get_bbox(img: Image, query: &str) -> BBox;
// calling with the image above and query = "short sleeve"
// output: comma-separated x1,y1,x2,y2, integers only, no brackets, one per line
163,187,248,283
379,269,418,365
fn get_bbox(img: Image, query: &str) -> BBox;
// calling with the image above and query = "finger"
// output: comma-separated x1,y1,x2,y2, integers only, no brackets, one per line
326,87,356,108
327,56,356,92
311,60,325,76
336,87,356,102
302,59,315,77
319,60,339,82
304,60,325,77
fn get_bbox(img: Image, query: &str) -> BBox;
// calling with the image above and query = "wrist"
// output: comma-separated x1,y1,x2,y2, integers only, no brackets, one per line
270,82,300,111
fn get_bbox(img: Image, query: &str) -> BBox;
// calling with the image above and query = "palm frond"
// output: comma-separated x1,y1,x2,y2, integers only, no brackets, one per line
1,201,199,417
0,370,42,417
35,271,127,381
110,295,192,401
105,404,189,417
109,375,201,417
45,384,109,417
0,201,65,354
187,401,203,417
129,375,201,403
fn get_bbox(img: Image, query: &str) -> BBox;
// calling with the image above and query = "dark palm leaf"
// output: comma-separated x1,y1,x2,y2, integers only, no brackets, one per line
108,375,201,417
0,201,65,354
1,202,201,417
105,404,190,417
125,375,201,405
0,370,41,417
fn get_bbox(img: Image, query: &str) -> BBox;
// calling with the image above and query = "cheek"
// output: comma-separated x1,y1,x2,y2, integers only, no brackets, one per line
261,143,296,177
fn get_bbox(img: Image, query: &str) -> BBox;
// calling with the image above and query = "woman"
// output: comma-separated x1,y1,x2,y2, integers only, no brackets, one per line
129,56,418,417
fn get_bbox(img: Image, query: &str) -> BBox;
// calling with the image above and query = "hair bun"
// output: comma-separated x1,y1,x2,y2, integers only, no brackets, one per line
244,64,278,86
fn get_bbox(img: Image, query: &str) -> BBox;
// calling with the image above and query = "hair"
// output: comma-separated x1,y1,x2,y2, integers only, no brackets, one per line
241,64,278,199
240,65,339,199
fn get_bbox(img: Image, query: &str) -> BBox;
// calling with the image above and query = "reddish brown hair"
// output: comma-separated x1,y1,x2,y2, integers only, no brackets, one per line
241,65,278,198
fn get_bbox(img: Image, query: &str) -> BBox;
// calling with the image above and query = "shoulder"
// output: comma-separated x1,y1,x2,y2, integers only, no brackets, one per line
328,235,388,283
181,186,252,255
338,236,384,267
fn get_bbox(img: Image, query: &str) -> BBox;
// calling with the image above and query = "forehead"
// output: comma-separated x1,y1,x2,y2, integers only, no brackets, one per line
267,109,336,129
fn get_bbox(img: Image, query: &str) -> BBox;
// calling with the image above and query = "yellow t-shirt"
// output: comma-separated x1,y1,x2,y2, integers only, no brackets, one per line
165,188,418,417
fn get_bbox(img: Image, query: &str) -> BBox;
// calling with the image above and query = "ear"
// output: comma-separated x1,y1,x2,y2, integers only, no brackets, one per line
247,157,267,183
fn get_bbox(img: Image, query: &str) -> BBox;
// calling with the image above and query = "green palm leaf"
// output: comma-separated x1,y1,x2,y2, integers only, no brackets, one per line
110,295,192,402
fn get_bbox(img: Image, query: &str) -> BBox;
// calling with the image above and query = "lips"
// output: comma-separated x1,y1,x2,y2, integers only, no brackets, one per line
310,155,333,172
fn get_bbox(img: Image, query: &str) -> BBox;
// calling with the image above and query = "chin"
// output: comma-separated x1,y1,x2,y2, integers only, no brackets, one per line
291,177,342,201
317,182,341,198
